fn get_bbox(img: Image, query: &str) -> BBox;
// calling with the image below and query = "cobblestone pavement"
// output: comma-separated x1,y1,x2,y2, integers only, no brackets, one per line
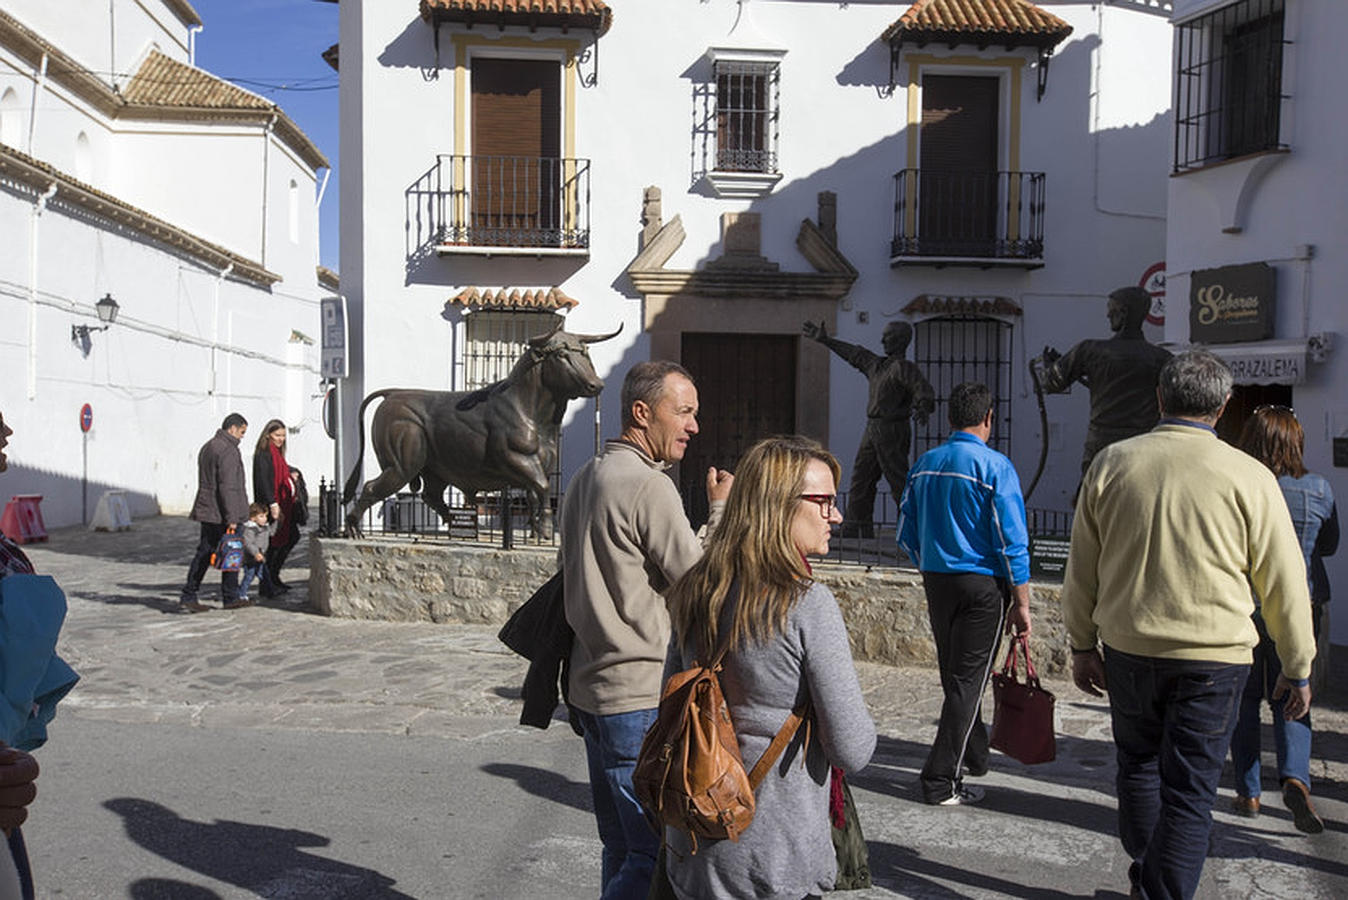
18,515,1348,898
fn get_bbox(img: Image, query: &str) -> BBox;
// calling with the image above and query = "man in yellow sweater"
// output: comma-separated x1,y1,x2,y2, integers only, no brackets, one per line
1061,350,1314,900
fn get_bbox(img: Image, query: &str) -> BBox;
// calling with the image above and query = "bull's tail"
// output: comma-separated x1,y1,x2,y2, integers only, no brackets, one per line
342,389,397,503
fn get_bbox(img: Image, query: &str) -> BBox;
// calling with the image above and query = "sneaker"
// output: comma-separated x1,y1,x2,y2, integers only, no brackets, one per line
936,785,984,806
1232,795,1260,818
222,598,254,610
177,601,212,613
1282,778,1324,834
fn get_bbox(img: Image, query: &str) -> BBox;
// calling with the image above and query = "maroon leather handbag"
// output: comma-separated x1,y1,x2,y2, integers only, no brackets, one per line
990,633,1057,764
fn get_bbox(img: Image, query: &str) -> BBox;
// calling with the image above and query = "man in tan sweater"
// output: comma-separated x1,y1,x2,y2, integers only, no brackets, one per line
561,361,732,899
1062,350,1314,900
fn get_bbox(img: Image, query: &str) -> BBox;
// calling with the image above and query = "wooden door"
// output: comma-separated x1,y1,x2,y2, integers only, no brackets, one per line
920,75,999,255
471,58,560,245
679,334,797,526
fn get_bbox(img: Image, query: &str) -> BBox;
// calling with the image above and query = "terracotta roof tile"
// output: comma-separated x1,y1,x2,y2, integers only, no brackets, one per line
445,286,579,310
901,294,1022,317
124,50,272,110
420,0,613,36
882,0,1073,48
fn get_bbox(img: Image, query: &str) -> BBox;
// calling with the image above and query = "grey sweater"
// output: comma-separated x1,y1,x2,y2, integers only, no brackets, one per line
665,582,876,900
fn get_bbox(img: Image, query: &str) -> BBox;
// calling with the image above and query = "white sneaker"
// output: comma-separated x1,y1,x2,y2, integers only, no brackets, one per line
937,785,984,806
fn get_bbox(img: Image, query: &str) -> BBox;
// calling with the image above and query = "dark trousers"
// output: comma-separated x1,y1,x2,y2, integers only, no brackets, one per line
844,418,912,533
181,521,238,603
1104,646,1249,900
264,518,301,587
919,571,1009,803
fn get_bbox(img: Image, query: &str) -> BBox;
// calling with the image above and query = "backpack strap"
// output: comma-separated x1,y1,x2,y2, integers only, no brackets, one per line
746,702,809,790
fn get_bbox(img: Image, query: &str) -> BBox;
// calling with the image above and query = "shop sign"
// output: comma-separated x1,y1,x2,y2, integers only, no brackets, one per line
1189,262,1275,344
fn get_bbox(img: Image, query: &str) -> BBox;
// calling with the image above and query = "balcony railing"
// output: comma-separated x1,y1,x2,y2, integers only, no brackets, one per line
891,169,1045,265
413,154,591,254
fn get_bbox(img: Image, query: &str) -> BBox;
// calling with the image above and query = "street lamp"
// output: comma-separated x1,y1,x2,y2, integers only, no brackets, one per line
72,293,121,343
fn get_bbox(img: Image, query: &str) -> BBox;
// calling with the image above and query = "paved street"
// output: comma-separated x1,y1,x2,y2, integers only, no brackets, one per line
15,516,1348,898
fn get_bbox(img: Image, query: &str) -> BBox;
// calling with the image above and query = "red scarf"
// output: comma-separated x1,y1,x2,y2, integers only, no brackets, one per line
270,443,293,506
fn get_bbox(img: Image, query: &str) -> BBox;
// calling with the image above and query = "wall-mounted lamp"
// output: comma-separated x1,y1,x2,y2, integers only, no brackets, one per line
72,293,121,343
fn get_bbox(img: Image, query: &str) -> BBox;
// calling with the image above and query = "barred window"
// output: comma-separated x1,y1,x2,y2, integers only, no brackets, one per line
463,310,564,389
1174,0,1287,173
714,60,779,174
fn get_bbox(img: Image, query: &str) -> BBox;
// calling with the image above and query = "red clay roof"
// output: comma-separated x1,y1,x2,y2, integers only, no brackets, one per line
446,287,579,310
882,0,1073,48
419,0,613,36
124,50,272,110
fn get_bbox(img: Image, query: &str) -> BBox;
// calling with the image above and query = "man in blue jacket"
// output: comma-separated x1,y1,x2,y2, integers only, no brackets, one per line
899,382,1032,806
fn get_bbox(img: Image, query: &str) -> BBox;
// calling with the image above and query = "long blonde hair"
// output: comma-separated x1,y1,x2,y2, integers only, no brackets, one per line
667,435,841,659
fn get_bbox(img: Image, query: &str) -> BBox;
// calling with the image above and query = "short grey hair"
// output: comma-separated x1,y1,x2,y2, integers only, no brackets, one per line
1158,350,1232,419
621,361,693,429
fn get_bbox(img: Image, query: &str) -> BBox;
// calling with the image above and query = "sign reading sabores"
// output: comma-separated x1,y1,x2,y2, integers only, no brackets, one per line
1189,262,1275,344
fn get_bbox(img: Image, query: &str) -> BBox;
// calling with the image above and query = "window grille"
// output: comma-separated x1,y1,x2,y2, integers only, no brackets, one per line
714,60,779,173
463,310,565,389
1174,0,1287,173
910,316,1014,458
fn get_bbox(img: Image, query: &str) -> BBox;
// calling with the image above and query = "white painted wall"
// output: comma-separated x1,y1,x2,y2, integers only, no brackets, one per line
0,2,330,529
341,0,1172,519
1166,0,1348,640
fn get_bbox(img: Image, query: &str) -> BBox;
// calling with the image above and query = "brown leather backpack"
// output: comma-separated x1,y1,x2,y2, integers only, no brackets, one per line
633,647,806,853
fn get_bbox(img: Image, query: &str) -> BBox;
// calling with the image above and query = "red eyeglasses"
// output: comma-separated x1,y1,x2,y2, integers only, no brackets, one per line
798,494,840,516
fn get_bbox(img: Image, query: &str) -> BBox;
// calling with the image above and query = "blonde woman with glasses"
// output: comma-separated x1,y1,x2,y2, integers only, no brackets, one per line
663,435,875,900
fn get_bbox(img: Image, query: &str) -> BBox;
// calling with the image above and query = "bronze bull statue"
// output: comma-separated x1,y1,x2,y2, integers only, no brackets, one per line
342,321,621,539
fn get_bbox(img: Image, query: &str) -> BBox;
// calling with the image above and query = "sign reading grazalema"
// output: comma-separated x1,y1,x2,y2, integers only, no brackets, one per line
1189,262,1275,344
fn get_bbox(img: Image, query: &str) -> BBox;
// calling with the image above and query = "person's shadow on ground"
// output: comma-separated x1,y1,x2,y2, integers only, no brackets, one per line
105,797,414,898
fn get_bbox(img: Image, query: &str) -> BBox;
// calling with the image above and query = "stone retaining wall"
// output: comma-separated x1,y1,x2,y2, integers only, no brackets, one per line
311,537,1069,675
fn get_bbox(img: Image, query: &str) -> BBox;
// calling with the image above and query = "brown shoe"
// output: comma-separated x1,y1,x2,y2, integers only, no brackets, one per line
178,601,212,613
222,598,254,610
1282,778,1324,834
1232,795,1260,817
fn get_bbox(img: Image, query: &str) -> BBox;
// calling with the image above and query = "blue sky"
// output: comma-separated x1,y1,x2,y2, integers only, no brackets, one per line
191,0,340,272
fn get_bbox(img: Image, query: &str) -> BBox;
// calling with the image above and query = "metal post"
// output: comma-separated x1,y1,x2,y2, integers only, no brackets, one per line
333,378,345,534
81,432,88,525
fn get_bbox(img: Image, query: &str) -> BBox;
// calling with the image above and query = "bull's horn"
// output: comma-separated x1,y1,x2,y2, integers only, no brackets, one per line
576,323,624,344
527,320,565,347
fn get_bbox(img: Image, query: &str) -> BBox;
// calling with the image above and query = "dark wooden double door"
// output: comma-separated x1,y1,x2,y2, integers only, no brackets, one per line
679,333,796,526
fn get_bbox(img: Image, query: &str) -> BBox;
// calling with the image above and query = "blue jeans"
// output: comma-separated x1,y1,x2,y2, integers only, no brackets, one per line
1229,611,1312,797
1104,646,1249,900
574,707,659,900
238,561,269,600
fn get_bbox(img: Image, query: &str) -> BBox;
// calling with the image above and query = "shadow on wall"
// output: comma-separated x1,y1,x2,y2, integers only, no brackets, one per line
0,462,158,531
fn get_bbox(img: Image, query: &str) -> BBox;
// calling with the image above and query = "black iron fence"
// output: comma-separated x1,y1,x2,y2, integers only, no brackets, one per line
891,169,1045,260
408,154,591,251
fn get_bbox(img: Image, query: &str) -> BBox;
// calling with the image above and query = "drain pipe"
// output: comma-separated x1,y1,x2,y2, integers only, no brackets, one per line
260,114,276,267
27,52,48,156
27,182,57,399
210,262,234,407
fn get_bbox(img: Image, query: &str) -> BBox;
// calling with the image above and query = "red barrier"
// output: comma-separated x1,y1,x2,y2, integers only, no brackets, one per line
0,494,48,544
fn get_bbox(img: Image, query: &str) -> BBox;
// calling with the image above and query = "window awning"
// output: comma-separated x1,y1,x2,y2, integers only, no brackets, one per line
1195,337,1333,385
445,287,578,311
881,0,1074,51
419,0,613,37
901,294,1022,318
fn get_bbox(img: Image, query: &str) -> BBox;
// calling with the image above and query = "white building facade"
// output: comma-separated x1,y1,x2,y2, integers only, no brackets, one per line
1165,0,1347,641
338,0,1173,530
0,0,332,528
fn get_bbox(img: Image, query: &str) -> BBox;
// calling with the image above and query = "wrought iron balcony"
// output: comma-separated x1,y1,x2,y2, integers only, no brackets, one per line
411,154,591,256
891,169,1045,268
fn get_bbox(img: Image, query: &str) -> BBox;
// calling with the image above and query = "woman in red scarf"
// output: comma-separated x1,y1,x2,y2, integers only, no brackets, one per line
252,419,300,596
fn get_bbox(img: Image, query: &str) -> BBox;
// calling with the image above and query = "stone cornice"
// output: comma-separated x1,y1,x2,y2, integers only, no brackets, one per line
0,144,281,287
627,215,857,301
